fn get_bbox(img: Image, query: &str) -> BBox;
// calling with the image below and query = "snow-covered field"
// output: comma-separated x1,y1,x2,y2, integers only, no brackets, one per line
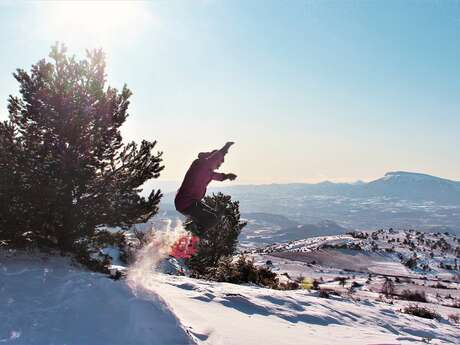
136,274,459,345
257,229,460,279
2,230,459,345
0,252,193,345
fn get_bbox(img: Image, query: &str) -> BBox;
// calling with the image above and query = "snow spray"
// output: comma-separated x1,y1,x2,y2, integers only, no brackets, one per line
127,220,188,291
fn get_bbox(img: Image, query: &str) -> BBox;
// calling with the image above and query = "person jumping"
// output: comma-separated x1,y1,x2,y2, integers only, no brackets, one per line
171,142,237,259
175,141,237,231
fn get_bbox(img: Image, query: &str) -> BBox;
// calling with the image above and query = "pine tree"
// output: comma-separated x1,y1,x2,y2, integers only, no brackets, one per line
0,44,163,251
0,120,29,242
187,193,246,274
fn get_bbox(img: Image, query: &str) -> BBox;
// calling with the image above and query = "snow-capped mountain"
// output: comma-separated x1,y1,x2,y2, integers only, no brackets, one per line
212,171,460,233
365,171,460,203
207,171,460,204
160,171,460,238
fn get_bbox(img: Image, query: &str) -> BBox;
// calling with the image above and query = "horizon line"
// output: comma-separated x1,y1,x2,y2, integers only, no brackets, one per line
151,170,460,191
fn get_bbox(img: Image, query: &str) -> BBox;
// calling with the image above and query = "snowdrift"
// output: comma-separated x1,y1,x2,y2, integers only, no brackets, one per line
0,252,193,345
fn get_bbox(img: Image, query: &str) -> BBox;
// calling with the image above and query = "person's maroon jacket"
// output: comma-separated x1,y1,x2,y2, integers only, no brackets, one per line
174,149,227,213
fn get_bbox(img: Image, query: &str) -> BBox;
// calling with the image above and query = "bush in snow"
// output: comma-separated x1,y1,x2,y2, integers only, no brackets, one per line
319,289,331,298
403,256,418,270
312,278,321,290
348,281,363,294
402,304,440,320
347,231,368,239
319,288,341,298
0,44,163,264
381,278,395,297
431,282,449,289
119,228,155,265
187,193,246,274
400,289,427,303
448,313,460,324
334,276,347,287
207,255,294,290
74,229,125,273
295,275,306,283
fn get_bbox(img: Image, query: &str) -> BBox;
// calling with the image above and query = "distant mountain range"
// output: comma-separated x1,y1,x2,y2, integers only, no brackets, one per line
209,171,460,205
159,171,460,239
361,171,460,203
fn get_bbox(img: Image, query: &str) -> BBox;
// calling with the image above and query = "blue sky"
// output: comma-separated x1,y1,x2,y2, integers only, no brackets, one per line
1,0,459,184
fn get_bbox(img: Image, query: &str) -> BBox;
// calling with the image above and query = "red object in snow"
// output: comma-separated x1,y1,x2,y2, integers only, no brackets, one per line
170,235,200,259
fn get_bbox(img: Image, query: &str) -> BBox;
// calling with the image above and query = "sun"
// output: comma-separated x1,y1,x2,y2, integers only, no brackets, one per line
44,1,154,47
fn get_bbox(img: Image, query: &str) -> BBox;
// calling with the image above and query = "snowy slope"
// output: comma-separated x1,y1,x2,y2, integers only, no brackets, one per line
2,228,460,345
134,273,459,345
126,235,460,345
258,229,460,279
0,251,193,345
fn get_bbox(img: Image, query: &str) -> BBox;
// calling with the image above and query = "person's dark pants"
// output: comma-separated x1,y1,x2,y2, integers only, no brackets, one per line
181,200,220,230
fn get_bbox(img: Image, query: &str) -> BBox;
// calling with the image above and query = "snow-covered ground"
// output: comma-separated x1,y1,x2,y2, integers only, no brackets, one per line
2,228,460,345
135,274,459,345
0,251,193,345
257,229,460,279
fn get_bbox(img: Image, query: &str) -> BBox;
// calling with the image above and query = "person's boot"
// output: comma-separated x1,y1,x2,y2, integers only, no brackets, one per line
184,219,206,236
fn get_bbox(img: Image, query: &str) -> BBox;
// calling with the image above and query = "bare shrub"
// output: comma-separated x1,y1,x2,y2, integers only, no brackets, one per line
402,304,440,320
119,229,149,264
334,276,347,287
319,288,340,298
400,289,427,302
403,257,418,269
312,279,321,290
381,278,395,297
448,313,460,324
319,289,330,298
208,255,297,290
432,282,449,289
348,281,363,294
295,275,305,283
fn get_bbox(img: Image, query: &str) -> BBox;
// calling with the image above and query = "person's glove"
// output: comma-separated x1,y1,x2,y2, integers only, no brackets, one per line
226,173,237,181
221,141,235,153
